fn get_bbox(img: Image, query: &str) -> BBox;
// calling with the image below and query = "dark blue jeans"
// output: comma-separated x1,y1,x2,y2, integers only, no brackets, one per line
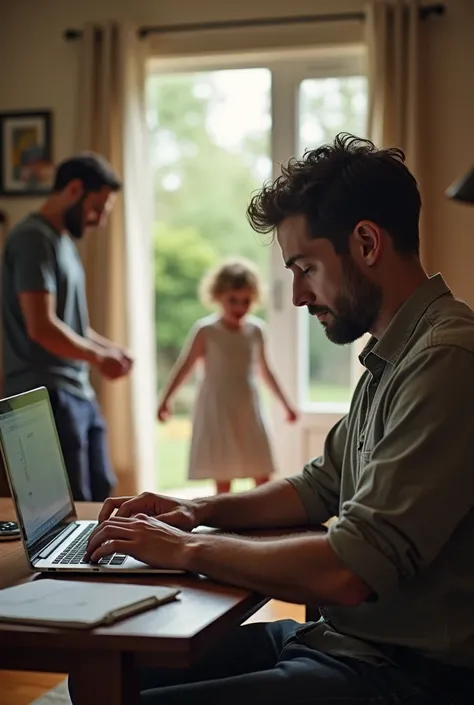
69,620,471,704
49,389,116,502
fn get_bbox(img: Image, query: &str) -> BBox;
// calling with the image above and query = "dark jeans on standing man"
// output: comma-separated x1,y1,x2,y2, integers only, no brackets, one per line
68,619,473,704
49,388,116,502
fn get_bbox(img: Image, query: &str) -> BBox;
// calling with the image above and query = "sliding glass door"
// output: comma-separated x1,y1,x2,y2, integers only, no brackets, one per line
148,46,368,491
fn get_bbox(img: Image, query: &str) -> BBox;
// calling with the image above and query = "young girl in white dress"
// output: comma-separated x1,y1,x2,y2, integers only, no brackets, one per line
157,258,298,494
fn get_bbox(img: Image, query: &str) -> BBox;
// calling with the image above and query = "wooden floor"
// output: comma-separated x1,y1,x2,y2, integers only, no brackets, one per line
0,600,305,705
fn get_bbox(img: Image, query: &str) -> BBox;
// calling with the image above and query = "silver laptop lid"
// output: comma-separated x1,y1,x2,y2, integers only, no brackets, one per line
0,387,76,559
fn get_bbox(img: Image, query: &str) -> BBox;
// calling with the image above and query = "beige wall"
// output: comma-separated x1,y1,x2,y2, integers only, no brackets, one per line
0,0,364,226
0,0,473,301
421,0,474,304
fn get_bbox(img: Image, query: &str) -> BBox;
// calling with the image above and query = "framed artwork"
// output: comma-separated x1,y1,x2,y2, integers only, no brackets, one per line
0,110,54,196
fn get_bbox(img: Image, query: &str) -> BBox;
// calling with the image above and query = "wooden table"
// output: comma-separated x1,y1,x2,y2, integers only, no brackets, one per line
0,499,268,705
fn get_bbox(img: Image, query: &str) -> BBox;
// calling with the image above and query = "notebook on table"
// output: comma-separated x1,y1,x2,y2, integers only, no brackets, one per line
0,387,184,575
0,579,180,629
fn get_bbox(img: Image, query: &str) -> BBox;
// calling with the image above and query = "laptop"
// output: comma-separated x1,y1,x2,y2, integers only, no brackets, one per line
0,387,183,575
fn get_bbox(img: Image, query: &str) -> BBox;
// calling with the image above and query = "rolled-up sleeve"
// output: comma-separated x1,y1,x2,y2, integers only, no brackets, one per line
287,415,347,525
328,345,474,598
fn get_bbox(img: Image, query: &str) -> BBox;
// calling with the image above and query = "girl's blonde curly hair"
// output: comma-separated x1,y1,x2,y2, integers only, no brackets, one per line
199,257,263,308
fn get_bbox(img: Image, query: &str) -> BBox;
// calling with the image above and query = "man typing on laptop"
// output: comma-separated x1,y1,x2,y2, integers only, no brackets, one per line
78,135,474,705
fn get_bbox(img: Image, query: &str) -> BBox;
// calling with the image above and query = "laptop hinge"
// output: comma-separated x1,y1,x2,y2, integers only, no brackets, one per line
31,522,78,562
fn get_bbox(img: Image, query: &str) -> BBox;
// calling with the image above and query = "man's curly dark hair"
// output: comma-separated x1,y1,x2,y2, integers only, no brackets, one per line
246,133,421,256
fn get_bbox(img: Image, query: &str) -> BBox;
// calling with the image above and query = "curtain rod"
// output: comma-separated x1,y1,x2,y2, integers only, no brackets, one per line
63,3,446,41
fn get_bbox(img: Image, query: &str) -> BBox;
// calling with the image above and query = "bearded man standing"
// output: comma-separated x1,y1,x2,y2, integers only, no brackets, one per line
1,154,133,501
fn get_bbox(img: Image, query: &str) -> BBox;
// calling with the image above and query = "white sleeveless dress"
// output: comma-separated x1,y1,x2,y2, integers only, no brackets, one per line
188,314,275,481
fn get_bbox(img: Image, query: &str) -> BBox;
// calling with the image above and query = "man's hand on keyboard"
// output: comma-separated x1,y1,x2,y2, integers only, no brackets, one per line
98,492,201,532
85,514,190,568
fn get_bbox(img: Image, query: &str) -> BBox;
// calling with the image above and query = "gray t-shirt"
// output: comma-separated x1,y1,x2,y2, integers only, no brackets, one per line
1,213,94,399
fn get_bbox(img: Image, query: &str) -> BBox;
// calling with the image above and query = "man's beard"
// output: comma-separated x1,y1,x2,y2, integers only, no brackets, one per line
308,255,382,345
64,199,85,239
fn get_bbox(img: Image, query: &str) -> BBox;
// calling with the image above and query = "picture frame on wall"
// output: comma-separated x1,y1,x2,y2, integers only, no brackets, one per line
0,110,54,196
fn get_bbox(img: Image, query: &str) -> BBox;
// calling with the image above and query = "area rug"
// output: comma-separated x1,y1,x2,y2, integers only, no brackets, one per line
30,680,71,705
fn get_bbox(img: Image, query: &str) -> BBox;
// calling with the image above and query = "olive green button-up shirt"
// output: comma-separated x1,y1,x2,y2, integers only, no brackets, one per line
289,274,474,668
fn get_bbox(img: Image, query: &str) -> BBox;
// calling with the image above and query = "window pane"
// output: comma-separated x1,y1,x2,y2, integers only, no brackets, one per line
298,75,368,405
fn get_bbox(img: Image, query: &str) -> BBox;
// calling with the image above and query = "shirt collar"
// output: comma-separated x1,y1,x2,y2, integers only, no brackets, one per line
360,274,452,372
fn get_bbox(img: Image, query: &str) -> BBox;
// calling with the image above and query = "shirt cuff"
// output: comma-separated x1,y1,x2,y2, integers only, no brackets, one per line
286,475,331,526
328,517,399,598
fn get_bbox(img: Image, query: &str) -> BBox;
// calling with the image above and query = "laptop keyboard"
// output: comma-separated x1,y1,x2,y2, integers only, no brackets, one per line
52,523,127,567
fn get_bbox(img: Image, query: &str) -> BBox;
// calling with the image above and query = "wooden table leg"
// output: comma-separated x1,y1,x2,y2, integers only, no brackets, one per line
69,651,139,705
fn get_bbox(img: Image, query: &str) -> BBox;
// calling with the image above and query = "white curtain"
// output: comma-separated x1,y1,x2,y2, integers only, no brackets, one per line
76,23,156,495
366,0,420,168
365,0,428,263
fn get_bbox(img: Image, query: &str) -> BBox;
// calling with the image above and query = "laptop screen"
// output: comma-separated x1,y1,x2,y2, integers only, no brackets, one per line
0,388,74,548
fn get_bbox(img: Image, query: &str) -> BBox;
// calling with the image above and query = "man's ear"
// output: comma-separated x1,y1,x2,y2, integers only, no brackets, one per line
64,179,84,201
353,220,382,266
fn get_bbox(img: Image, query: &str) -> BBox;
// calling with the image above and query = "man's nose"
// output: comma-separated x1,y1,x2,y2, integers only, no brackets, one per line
292,280,315,308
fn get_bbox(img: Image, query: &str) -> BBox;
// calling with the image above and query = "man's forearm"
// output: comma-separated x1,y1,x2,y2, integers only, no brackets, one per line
32,319,100,364
193,479,309,530
87,327,114,349
181,531,368,605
